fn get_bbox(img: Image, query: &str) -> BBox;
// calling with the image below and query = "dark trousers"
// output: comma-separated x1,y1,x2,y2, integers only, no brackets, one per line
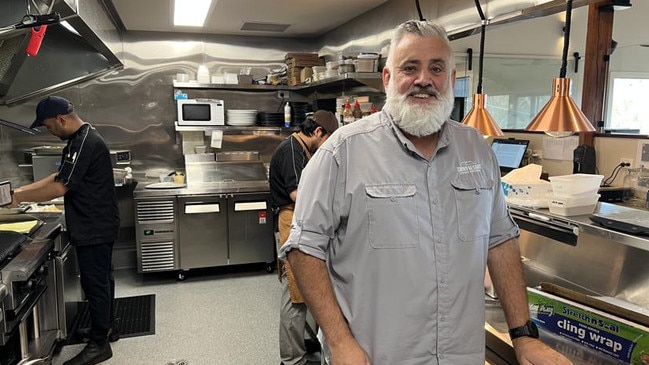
76,242,115,343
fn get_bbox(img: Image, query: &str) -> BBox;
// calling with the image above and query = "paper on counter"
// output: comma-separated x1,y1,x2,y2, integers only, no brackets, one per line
210,130,223,149
0,220,39,233
542,135,579,160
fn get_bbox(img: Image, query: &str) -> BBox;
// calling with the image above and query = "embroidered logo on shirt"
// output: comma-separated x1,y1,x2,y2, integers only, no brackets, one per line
456,161,482,173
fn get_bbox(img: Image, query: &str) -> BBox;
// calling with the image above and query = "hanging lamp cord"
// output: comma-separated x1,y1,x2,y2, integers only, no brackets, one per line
415,0,426,21
474,0,487,94
560,0,573,78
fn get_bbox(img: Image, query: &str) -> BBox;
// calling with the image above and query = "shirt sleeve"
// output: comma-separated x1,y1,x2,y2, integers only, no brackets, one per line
278,146,340,261
55,128,93,191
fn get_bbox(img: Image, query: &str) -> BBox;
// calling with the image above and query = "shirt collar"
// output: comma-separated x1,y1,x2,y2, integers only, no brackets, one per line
382,111,451,158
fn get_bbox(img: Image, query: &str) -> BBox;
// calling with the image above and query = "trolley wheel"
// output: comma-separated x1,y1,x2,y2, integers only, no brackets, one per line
265,263,274,273
177,271,186,281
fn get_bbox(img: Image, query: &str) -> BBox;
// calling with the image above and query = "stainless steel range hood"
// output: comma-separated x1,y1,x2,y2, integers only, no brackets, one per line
438,0,603,40
0,0,123,106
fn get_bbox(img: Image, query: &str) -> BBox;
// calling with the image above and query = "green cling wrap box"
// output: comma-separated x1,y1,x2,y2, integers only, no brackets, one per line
528,288,649,364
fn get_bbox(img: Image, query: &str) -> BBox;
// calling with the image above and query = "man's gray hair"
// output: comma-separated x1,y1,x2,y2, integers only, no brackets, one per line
386,20,454,69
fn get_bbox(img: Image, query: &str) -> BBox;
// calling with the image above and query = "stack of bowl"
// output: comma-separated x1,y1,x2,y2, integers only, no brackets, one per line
547,174,604,216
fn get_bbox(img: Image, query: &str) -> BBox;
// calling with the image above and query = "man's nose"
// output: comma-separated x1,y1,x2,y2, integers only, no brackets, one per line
413,69,433,87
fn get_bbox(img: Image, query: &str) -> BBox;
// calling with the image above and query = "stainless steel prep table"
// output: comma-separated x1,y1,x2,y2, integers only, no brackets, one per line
133,180,275,280
485,202,649,364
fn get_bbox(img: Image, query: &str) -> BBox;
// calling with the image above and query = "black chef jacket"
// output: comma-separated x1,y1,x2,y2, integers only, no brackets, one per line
55,123,119,246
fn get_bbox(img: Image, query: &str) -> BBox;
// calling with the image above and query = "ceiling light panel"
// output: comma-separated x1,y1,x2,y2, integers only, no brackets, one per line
174,0,212,27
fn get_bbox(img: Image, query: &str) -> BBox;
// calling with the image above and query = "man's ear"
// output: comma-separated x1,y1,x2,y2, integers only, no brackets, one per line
382,67,391,89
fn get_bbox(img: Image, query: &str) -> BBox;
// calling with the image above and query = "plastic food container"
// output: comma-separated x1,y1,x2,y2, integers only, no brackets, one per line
548,174,604,197
548,194,600,216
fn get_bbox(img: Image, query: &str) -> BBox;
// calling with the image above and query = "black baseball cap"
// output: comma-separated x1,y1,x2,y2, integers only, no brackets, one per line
31,96,74,129
312,110,339,134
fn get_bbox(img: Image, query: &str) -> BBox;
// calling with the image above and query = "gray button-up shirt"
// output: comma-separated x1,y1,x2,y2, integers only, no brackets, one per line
279,111,519,365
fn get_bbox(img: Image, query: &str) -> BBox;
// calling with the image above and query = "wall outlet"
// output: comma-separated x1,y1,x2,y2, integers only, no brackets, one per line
277,91,289,99
620,158,634,167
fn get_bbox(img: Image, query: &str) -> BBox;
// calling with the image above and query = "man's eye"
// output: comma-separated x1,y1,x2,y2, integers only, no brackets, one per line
402,66,417,73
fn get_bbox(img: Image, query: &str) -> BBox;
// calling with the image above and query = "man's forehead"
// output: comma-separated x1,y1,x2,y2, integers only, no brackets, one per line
392,35,451,60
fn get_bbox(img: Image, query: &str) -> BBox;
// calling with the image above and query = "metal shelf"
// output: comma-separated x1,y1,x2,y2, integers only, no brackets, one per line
174,122,297,133
173,72,383,94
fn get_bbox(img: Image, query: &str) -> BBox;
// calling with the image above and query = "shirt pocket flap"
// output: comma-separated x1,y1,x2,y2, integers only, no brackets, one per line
450,171,495,191
365,184,417,198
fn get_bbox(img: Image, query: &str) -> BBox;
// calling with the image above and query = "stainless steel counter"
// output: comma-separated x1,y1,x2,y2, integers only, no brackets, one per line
483,201,649,364
509,202,649,252
132,180,269,198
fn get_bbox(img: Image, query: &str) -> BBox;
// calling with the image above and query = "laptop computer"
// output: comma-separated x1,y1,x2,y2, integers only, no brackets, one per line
490,138,530,175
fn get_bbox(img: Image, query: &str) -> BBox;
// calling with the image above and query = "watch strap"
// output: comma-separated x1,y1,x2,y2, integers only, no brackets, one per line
509,320,539,340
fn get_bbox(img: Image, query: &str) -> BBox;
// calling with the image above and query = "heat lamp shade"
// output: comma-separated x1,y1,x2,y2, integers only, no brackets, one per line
461,93,504,136
525,78,595,134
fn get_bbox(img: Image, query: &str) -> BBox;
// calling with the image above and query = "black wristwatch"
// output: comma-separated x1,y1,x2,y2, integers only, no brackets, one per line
509,320,539,340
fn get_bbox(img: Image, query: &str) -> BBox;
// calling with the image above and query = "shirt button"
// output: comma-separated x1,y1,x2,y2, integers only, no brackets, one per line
436,237,442,243
390,197,396,202
440,277,446,283
441,316,446,322
459,234,465,240
433,198,438,205
439,354,446,359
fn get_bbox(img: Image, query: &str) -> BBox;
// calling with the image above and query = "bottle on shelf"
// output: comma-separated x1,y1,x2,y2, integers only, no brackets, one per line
342,99,354,125
284,102,291,127
369,104,378,114
352,99,363,121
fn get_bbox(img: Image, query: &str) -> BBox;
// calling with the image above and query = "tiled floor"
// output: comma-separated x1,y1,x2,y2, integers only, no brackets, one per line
52,264,281,365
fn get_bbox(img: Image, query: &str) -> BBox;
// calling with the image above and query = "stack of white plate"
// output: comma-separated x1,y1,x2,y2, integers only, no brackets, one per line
226,109,257,126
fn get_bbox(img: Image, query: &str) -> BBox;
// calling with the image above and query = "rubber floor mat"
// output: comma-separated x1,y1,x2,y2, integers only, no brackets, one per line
66,294,155,345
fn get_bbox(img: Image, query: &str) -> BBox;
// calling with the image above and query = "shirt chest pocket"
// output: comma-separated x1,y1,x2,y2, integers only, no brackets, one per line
365,184,419,249
451,171,494,242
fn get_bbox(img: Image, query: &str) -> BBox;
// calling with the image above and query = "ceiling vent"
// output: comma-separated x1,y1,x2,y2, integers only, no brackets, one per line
240,22,290,33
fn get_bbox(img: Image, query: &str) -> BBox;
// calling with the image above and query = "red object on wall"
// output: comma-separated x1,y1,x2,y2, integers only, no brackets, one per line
26,25,48,57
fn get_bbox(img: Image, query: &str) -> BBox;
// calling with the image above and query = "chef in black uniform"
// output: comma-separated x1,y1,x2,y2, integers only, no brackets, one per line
10,96,119,365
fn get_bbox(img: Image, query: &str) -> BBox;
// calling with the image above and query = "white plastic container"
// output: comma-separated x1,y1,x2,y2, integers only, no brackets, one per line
548,194,600,216
196,65,210,84
548,174,604,197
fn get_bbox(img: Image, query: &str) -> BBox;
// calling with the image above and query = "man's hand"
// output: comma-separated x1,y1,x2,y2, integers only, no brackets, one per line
329,337,371,365
514,337,573,365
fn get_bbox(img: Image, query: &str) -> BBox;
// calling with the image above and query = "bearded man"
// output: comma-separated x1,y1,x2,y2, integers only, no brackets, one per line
279,20,572,365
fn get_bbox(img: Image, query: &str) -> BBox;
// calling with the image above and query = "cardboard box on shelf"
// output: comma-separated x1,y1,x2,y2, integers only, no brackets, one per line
299,67,313,83
527,287,649,364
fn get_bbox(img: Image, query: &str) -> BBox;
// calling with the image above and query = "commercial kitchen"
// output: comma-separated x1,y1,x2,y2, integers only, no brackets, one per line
0,0,648,364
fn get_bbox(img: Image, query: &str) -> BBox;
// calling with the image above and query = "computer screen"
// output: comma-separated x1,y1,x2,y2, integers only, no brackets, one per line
491,138,530,172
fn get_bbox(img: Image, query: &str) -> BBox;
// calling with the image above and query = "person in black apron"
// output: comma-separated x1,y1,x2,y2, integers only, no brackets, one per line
269,110,339,365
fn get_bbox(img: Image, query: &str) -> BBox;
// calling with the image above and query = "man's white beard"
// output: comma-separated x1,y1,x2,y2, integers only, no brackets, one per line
383,78,455,137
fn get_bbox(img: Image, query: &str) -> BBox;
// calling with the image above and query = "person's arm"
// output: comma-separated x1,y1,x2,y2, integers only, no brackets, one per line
10,173,68,207
287,250,370,365
289,189,297,203
488,238,572,365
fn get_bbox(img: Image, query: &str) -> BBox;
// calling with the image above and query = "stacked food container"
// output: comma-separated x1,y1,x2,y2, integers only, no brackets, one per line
547,174,604,216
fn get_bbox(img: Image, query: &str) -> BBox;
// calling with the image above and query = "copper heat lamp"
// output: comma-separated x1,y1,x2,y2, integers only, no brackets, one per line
461,0,503,137
525,0,595,137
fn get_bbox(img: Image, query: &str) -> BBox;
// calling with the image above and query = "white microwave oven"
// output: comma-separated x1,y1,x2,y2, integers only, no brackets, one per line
177,99,225,126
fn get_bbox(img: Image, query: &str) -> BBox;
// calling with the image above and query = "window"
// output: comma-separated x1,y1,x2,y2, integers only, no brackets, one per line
606,72,649,134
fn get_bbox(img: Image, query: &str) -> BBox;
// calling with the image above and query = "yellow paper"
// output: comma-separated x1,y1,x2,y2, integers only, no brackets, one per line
0,220,39,234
